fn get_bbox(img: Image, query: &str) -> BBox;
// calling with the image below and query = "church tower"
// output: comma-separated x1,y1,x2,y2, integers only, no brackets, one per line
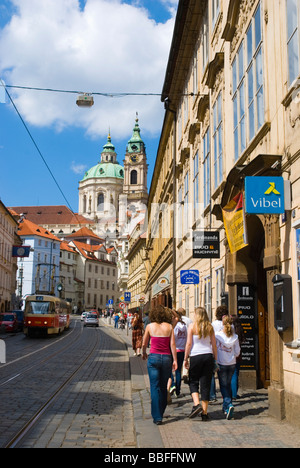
123,115,148,212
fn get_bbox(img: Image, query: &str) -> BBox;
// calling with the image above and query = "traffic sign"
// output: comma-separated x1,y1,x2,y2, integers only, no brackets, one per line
119,302,126,309
108,299,113,306
124,292,131,302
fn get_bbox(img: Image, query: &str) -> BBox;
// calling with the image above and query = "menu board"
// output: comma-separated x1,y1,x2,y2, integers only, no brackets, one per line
237,284,258,370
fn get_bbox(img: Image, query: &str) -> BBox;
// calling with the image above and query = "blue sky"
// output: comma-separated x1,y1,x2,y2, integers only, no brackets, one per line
0,0,178,212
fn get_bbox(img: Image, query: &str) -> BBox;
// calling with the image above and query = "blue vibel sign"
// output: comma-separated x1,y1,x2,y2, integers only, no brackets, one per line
245,177,285,214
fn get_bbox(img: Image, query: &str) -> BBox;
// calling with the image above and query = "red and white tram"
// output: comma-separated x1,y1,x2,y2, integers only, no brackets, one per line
24,295,71,337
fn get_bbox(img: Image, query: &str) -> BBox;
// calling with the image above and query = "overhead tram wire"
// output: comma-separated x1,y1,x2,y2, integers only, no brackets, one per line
1,79,76,217
4,84,196,98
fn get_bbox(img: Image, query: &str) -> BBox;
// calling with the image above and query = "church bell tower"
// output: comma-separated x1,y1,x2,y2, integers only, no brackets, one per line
123,115,148,211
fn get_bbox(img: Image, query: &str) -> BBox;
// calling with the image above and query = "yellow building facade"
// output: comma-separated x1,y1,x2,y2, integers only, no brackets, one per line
146,0,300,426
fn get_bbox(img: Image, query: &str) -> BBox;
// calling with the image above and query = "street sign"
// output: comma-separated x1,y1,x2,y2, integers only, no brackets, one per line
108,299,113,306
180,270,200,285
124,292,131,303
193,231,220,259
245,177,285,214
119,302,126,309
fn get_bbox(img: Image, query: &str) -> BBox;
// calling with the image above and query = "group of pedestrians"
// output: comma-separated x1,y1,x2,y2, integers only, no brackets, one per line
141,304,243,425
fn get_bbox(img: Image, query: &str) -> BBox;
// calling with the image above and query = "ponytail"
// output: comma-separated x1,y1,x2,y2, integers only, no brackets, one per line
223,316,233,337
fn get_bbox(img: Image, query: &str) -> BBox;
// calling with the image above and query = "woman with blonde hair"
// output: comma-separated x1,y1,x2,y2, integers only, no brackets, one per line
215,315,241,420
184,307,217,421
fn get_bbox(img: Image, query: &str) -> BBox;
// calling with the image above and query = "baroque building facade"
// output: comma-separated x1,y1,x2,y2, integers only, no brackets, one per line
145,0,300,426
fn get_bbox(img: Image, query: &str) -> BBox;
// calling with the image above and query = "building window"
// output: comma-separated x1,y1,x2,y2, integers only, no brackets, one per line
286,0,300,86
204,276,212,317
233,2,264,161
177,186,183,240
213,92,223,189
97,193,104,211
183,172,189,234
212,0,220,28
193,151,200,222
203,128,210,208
130,170,137,185
215,266,225,308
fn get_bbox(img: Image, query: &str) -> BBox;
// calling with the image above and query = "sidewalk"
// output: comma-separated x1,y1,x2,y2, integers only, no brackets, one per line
102,319,300,449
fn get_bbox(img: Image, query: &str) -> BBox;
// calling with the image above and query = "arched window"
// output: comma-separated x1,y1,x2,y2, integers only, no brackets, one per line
130,170,137,185
83,195,87,213
97,192,104,211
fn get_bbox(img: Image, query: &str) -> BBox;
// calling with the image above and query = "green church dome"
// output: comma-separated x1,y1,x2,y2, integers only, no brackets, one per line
81,133,124,182
82,162,124,181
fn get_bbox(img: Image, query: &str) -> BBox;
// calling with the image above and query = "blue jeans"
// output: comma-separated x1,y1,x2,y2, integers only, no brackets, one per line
231,362,240,398
147,353,173,423
171,351,184,395
217,364,236,412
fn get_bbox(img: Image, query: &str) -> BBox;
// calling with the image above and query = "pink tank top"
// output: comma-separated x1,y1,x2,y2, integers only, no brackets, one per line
150,336,171,355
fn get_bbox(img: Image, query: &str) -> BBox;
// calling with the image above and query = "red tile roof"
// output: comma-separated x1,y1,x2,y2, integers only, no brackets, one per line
18,219,60,241
11,205,92,226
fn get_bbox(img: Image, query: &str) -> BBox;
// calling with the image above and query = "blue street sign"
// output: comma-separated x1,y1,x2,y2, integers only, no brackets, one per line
124,292,131,303
108,299,113,305
245,177,285,214
180,270,200,285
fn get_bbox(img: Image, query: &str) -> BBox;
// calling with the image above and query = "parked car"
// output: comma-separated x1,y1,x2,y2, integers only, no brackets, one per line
84,312,99,327
0,313,18,333
11,310,24,331
80,312,88,321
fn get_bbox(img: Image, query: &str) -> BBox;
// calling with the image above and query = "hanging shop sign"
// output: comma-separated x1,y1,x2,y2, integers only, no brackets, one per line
193,231,220,259
245,176,285,214
222,192,248,254
12,246,31,257
237,284,258,370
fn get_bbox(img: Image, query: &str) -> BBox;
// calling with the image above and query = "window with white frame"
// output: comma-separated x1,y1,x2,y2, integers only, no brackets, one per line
202,6,209,72
213,92,223,189
193,151,200,222
203,128,210,208
212,0,220,28
185,287,190,316
232,2,264,161
177,186,183,240
193,48,199,98
286,0,300,86
215,266,225,308
204,276,212,316
194,283,200,308
184,172,189,234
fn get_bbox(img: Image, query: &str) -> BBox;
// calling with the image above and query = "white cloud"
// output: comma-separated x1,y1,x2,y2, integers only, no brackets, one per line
71,161,88,174
0,0,175,140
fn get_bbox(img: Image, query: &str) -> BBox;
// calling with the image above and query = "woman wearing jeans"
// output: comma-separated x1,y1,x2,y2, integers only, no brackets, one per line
215,316,241,420
142,306,177,425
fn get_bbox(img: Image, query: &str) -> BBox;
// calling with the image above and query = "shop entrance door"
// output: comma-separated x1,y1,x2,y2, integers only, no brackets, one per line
257,262,270,388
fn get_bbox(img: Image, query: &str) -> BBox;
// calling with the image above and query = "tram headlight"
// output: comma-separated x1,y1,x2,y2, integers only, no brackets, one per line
28,321,31,324
44,321,48,325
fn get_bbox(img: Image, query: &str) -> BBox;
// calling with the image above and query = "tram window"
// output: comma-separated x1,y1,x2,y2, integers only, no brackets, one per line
26,301,51,314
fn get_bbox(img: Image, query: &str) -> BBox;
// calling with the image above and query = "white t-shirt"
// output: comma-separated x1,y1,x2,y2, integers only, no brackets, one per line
190,333,213,356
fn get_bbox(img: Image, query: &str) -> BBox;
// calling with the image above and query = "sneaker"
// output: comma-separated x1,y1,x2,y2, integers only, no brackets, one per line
169,385,176,395
167,390,172,405
201,413,210,421
226,405,234,420
188,404,202,419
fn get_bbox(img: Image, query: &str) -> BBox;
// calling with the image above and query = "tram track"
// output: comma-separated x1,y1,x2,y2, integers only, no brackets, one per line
0,319,102,448
4,328,100,448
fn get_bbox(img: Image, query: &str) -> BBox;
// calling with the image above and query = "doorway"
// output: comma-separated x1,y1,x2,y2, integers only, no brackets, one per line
248,215,270,388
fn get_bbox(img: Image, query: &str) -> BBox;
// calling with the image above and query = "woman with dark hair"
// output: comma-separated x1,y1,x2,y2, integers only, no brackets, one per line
131,312,144,356
142,305,177,425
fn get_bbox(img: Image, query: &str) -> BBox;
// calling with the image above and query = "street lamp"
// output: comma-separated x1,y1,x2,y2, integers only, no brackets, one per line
76,93,94,107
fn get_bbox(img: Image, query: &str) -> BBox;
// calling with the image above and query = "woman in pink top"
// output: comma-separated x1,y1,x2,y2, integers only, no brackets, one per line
142,305,177,425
